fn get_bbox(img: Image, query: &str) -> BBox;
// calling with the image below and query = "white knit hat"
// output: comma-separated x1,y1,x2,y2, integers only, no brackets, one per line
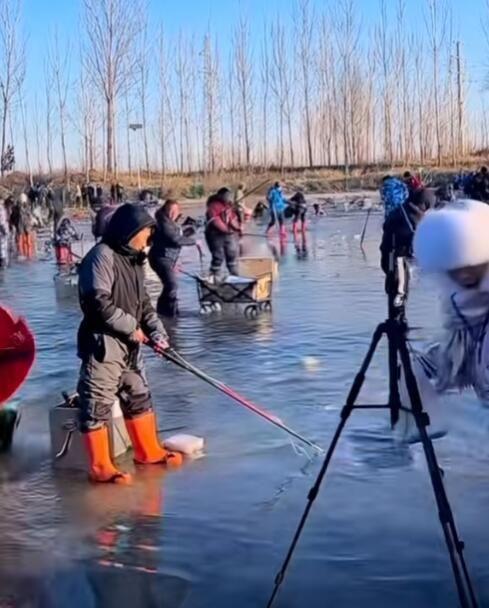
413,199,489,272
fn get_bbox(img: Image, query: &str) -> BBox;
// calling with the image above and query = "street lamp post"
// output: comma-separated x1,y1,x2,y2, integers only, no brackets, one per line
129,123,143,191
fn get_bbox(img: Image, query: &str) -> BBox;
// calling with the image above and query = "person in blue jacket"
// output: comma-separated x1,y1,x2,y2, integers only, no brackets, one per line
266,181,288,237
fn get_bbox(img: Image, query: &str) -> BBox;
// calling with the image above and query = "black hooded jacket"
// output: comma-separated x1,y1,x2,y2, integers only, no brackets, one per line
77,203,166,359
379,189,434,274
149,207,196,266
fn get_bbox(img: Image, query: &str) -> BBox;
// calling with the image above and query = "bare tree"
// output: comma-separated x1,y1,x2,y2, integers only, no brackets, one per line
333,0,360,178
270,19,295,168
317,16,331,165
456,40,465,157
260,23,270,168
49,28,71,182
174,33,195,172
425,0,448,166
412,37,425,161
0,0,25,177
331,49,341,164
157,27,166,178
233,16,254,167
375,0,394,165
78,58,98,180
189,41,202,172
395,0,410,163
122,63,133,177
227,53,237,168
296,0,315,167
17,78,31,185
33,92,42,175
44,60,54,174
363,46,377,164
156,26,180,176
445,11,456,166
136,19,150,176
83,0,143,175
270,21,286,168
202,32,220,173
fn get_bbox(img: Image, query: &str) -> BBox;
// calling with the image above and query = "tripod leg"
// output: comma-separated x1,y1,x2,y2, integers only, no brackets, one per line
266,324,386,608
398,340,478,608
387,318,402,428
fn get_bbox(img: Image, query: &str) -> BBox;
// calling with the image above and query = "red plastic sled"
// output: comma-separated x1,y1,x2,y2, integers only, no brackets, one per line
0,306,35,405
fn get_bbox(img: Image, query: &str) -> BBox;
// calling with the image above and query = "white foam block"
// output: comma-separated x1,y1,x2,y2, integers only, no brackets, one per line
165,434,205,457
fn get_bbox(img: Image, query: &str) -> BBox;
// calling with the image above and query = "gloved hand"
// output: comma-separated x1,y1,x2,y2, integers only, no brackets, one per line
150,333,170,353
183,225,196,237
129,328,147,344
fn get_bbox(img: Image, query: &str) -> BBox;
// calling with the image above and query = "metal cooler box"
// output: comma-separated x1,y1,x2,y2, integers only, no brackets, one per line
49,393,131,470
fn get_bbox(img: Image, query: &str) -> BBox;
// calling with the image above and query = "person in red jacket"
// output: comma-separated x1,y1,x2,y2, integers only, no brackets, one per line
403,171,424,199
205,187,242,279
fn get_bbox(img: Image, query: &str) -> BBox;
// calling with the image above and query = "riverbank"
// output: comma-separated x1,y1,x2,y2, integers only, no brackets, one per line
0,160,474,204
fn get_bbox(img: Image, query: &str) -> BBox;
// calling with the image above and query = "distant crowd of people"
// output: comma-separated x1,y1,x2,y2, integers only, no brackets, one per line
454,167,489,202
377,165,489,313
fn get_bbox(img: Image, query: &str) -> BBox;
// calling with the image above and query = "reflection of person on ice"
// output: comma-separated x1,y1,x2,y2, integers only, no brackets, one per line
205,187,241,280
149,199,196,317
76,203,183,485
405,201,489,438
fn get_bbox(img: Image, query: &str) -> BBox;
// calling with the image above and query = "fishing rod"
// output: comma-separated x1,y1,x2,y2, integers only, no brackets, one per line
241,232,297,245
175,264,199,280
195,241,205,274
235,178,272,204
360,208,372,248
151,343,324,454
203,178,272,230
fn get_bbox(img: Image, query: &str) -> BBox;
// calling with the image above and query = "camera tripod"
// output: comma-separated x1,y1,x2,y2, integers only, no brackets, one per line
266,260,478,608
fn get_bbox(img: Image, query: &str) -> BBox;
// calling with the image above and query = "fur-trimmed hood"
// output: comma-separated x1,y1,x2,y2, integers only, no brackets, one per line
413,199,489,272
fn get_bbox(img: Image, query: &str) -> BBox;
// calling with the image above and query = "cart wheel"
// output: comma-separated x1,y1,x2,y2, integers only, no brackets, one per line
200,305,210,315
263,301,272,312
211,302,221,313
245,305,258,318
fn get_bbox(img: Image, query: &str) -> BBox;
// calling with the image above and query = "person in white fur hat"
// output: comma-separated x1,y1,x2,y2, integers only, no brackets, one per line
413,199,489,402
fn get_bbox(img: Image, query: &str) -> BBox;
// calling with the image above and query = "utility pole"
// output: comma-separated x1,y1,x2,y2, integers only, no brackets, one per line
456,41,464,159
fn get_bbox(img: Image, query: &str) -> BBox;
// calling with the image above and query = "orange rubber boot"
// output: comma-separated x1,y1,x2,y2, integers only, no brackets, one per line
125,411,183,467
83,427,133,485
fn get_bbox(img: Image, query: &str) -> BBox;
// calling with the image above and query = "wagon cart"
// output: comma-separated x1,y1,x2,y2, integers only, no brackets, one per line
196,273,273,317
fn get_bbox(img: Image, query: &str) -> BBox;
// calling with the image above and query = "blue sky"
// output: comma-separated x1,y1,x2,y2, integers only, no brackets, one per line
24,0,488,91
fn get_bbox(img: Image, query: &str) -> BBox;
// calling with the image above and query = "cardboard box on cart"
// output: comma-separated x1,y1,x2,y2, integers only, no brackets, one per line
237,256,278,280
